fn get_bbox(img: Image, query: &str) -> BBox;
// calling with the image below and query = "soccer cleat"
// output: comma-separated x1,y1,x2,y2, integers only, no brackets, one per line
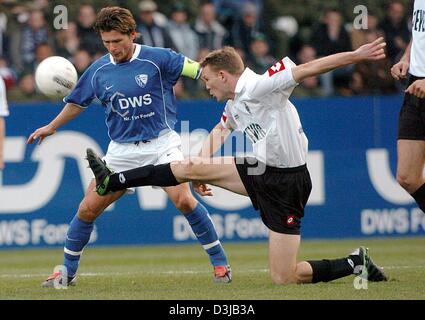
213,265,232,283
352,246,388,282
86,148,114,196
41,271,77,288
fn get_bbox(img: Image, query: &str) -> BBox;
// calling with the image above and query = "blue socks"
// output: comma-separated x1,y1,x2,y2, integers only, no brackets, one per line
62,204,227,277
185,203,228,267
63,215,93,277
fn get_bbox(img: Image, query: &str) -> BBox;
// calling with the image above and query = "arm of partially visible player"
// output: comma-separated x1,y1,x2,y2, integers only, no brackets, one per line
180,57,203,79
292,37,386,84
291,37,386,84
0,117,5,170
27,103,84,145
391,39,411,80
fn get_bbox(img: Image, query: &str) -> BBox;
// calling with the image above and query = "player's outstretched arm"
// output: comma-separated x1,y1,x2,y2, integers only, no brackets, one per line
27,103,84,145
193,121,231,196
292,37,386,84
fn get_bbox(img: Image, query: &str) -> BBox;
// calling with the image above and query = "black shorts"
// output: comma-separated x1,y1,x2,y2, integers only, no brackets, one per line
234,157,312,235
398,75,425,140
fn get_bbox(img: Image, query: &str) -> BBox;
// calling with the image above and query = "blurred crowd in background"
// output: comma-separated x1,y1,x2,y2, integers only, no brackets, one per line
0,0,414,101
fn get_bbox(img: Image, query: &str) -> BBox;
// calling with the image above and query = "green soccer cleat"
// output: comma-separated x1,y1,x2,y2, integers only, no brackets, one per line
352,246,388,282
86,148,114,196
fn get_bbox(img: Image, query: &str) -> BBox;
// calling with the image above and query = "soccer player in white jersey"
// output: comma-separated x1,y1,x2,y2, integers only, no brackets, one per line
27,7,231,287
391,0,425,214
87,38,389,285
0,76,9,184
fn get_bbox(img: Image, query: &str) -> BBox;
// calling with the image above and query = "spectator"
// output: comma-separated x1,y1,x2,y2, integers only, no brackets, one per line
351,31,398,95
19,9,50,73
7,72,46,102
310,8,352,95
311,8,352,57
194,2,226,51
167,2,199,97
54,21,80,59
225,2,261,60
213,0,262,31
167,2,199,60
77,4,106,56
136,0,176,49
378,0,411,63
0,11,9,61
292,44,324,97
35,42,54,67
246,32,275,74
72,49,93,77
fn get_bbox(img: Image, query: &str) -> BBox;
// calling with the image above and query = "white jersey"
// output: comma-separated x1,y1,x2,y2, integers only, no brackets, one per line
221,57,308,168
0,77,9,117
410,0,425,77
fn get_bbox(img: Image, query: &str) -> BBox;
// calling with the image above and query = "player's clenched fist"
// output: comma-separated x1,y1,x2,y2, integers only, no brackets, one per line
405,79,425,99
391,60,410,81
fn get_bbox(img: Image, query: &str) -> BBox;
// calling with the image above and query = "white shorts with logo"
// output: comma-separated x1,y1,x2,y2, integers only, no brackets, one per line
102,130,184,193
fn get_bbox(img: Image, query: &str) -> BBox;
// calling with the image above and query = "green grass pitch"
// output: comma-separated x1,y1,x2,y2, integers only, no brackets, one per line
0,237,424,300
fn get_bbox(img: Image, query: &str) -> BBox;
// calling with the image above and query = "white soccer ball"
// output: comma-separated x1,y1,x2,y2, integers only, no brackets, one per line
35,56,78,98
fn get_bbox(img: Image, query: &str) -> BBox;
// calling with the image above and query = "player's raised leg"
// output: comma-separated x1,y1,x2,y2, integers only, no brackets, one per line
41,179,126,287
164,183,231,283
88,149,248,196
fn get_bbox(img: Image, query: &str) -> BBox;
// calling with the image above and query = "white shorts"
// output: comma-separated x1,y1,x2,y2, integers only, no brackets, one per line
103,130,184,193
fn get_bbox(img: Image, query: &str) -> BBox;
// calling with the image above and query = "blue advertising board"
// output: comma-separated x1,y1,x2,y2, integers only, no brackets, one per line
1,95,424,248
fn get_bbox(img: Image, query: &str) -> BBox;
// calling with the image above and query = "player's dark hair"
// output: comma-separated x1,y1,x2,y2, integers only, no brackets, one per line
200,47,245,75
94,7,137,35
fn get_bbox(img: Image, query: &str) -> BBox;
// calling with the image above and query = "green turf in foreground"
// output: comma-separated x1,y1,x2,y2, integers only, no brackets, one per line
0,237,424,300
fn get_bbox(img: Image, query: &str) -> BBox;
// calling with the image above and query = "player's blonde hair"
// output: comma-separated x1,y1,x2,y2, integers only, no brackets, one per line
94,7,137,35
200,47,245,75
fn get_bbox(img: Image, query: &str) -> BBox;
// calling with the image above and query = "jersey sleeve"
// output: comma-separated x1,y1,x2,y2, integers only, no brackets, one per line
247,57,298,99
0,77,9,117
161,48,185,85
63,66,96,108
220,102,237,130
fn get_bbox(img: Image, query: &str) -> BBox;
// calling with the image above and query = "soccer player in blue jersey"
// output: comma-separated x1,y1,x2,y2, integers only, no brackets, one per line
27,7,231,287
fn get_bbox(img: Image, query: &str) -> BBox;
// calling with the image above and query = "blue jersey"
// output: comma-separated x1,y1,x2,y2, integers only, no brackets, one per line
64,44,184,143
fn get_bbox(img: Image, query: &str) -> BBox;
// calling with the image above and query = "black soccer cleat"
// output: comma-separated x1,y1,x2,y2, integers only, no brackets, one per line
86,148,114,196
352,246,388,282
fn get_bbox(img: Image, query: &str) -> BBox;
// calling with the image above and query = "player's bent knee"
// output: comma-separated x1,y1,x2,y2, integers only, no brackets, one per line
396,174,420,193
77,201,103,222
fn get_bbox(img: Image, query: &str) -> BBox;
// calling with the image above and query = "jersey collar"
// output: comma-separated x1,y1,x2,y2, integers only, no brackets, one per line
109,44,141,65
234,67,254,95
